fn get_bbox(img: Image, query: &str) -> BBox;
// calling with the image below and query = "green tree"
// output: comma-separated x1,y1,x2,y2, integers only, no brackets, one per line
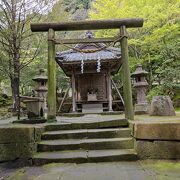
90,0,180,100
20,0,72,96
0,0,55,110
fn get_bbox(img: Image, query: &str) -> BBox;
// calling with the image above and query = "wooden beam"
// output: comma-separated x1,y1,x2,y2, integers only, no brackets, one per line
47,28,57,121
111,78,124,105
58,86,70,112
71,72,76,112
55,37,117,44
120,26,134,120
31,18,144,32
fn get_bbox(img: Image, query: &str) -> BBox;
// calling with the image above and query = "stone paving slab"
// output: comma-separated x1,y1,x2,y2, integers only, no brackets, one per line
1,160,180,180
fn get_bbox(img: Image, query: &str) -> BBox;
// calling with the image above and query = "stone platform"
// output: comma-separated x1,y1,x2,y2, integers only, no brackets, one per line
0,113,179,163
130,112,180,159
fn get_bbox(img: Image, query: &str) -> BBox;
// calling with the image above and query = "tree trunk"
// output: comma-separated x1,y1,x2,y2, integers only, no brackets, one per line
11,54,20,112
11,74,20,111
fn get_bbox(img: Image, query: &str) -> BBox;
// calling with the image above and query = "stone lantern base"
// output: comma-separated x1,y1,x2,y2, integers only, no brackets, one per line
23,98,45,119
135,103,149,115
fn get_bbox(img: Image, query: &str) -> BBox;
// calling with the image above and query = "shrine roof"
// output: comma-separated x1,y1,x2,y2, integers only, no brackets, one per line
56,43,121,63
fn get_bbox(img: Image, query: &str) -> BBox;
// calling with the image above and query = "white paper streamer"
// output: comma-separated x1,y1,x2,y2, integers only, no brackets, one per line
97,55,101,72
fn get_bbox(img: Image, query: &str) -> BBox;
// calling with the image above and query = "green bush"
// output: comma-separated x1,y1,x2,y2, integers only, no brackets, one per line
0,94,12,107
146,86,164,103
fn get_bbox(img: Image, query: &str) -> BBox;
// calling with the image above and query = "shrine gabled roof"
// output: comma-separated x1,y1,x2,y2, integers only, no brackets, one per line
56,43,121,63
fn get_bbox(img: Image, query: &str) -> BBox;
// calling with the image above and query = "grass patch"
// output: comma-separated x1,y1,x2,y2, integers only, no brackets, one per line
175,107,180,112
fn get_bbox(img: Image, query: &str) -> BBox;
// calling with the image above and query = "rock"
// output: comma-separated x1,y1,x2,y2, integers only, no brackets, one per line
150,96,176,116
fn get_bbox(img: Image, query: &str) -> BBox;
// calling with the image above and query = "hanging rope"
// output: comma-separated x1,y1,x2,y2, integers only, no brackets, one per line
56,35,126,53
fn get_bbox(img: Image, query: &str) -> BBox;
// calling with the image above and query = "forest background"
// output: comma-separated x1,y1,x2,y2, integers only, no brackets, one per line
0,0,179,114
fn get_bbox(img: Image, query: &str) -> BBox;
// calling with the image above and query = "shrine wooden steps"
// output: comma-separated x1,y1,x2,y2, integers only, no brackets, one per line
33,118,137,165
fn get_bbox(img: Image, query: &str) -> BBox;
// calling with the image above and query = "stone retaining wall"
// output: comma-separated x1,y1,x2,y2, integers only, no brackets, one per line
131,121,180,159
0,125,44,162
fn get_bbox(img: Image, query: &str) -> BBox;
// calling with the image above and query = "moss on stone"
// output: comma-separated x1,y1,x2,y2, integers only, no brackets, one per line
0,143,36,161
47,115,57,123
0,125,45,162
35,126,45,142
0,127,35,143
6,169,26,180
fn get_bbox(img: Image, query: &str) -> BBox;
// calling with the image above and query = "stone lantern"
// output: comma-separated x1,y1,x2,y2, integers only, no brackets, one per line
131,64,149,114
22,69,48,120
32,69,48,99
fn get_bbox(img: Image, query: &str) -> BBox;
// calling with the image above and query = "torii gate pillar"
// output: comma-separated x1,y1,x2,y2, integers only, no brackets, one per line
120,26,134,120
47,28,56,121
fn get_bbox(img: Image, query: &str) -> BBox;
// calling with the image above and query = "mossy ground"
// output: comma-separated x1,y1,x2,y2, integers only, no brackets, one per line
139,160,180,180
6,169,26,180
140,160,180,169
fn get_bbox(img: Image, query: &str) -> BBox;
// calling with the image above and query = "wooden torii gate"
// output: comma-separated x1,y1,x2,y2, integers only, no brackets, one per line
31,18,144,122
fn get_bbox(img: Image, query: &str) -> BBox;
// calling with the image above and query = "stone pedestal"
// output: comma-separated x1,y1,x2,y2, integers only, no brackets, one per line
87,94,97,101
23,98,45,118
135,103,149,115
150,96,176,116
82,103,103,113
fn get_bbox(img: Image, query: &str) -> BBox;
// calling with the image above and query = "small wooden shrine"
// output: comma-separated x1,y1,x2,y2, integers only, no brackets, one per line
56,32,121,113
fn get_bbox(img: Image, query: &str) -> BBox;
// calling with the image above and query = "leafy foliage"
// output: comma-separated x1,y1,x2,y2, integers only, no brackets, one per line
64,0,90,11
90,0,180,103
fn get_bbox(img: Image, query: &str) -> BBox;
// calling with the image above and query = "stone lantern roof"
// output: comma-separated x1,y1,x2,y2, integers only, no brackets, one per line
32,69,48,82
132,64,149,87
131,64,148,77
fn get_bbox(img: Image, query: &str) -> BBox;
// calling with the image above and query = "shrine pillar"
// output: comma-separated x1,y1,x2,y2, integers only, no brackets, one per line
120,26,134,120
72,72,76,112
108,69,113,111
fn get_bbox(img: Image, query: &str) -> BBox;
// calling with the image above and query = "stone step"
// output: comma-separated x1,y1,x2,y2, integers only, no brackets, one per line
42,128,131,140
38,138,134,152
45,119,128,131
33,149,138,165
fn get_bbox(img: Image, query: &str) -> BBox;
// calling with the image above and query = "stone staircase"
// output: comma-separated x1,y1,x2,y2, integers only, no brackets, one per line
33,117,137,165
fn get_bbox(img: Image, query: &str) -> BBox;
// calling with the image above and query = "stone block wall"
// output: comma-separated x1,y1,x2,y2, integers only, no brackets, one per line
0,125,44,162
131,122,180,159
